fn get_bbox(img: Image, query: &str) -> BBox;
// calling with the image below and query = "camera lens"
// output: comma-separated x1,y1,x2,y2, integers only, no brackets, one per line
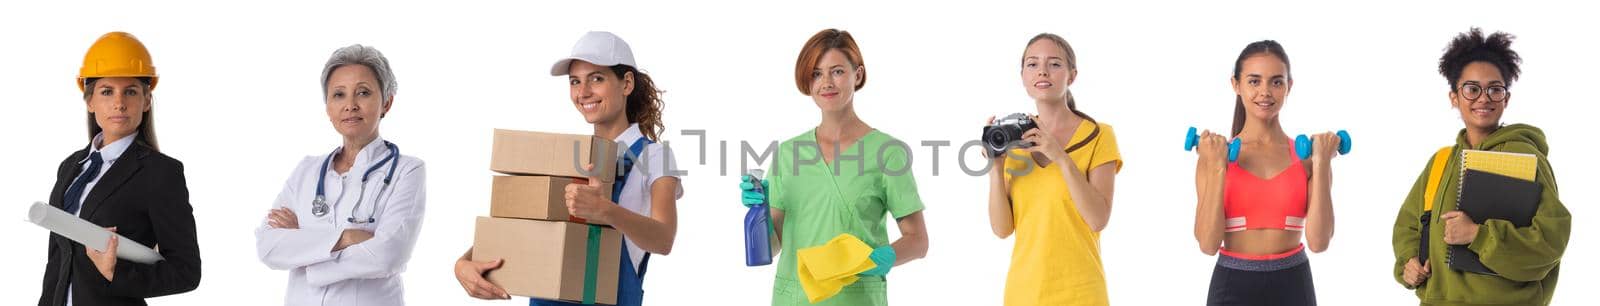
984,128,1011,152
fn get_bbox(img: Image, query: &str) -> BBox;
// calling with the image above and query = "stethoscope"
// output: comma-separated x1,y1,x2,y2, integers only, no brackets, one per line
311,141,399,224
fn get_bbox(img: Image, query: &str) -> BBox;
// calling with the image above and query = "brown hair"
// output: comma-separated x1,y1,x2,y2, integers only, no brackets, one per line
82,77,160,151
609,65,665,141
1024,33,1093,122
1230,40,1291,137
794,29,865,95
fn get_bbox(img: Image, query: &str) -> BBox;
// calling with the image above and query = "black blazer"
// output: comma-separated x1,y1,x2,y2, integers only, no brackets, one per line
38,142,201,306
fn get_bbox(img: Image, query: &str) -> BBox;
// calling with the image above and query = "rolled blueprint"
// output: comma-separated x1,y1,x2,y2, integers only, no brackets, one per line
28,201,164,264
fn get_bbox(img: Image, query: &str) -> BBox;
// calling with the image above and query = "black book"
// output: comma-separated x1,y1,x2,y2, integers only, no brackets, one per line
1447,169,1542,275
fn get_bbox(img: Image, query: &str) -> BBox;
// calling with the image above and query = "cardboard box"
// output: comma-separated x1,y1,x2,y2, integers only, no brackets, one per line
491,129,617,182
490,175,612,224
473,217,622,304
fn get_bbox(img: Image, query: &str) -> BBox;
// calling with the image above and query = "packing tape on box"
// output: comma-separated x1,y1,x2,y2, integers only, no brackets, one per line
582,224,602,304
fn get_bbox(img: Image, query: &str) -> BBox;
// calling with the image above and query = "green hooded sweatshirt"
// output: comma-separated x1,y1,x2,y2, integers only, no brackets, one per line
1392,124,1572,305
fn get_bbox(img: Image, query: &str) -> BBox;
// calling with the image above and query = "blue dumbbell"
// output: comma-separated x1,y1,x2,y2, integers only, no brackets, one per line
1295,130,1352,160
1185,127,1241,162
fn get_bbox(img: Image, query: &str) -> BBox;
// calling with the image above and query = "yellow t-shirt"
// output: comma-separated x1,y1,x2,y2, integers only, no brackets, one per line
1000,120,1122,306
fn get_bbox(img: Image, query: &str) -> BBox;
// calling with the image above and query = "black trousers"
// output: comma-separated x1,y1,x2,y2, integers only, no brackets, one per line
1206,261,1316,306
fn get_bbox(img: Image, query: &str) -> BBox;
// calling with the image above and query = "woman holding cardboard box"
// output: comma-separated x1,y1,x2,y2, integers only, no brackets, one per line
454,31,683,306
737,28,930,306
253,44,427,306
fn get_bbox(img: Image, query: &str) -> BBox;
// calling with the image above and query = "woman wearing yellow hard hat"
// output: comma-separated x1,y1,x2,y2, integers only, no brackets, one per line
37,31,201,306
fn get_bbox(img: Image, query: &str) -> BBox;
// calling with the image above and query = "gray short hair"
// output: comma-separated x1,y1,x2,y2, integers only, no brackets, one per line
321,44,398,103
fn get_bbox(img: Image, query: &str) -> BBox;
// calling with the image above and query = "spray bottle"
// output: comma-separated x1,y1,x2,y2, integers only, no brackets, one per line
745,170,774,266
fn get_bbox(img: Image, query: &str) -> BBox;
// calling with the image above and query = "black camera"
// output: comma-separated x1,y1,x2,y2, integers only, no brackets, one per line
982,113,1037,158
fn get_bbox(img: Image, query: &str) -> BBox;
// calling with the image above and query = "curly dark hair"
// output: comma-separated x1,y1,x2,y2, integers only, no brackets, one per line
1439,27,1521,90
609,64,665,141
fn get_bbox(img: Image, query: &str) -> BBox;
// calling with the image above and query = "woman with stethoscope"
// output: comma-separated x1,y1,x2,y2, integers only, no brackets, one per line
253,44,426,306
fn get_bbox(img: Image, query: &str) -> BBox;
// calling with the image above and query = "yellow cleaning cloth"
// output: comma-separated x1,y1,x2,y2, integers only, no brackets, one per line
796,233,878,303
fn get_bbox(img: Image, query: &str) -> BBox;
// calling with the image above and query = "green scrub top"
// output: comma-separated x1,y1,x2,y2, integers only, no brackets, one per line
767,129,925,306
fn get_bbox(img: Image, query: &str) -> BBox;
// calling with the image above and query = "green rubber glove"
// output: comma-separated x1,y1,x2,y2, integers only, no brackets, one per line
740,174,769,207
859,245,896,277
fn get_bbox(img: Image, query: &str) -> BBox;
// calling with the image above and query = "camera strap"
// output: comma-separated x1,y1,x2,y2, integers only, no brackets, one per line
1063,120,1100,154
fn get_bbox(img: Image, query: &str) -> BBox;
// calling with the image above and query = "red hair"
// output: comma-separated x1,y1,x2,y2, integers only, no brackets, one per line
794,29,865,95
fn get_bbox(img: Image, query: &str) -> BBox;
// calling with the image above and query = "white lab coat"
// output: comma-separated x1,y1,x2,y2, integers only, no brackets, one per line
254,137,426,306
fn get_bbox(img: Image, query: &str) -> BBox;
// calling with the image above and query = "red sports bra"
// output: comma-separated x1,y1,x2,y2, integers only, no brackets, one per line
1223,143,1308,232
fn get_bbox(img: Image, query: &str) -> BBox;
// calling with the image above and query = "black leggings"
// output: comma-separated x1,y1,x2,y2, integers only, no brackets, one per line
1206,259,1316,305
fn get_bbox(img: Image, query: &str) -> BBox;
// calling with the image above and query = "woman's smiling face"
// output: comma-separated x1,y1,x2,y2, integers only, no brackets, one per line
1232,53,1292,122
1021,39,1074,101
809,49,862,112
568,60,631,124
1450,61,1509,130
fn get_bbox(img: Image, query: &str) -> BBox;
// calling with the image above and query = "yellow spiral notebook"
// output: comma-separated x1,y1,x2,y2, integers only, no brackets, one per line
1460,149,1538,181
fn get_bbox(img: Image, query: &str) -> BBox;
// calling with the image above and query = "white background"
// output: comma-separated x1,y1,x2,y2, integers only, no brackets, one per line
2,0,1595,305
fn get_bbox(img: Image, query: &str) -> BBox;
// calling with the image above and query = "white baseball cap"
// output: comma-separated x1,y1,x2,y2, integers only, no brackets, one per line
550,31,638,76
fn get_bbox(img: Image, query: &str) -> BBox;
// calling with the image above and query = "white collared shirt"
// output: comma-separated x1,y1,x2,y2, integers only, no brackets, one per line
253,137,427,306
70,132,137,215
67,132,138,306
613,123,683,271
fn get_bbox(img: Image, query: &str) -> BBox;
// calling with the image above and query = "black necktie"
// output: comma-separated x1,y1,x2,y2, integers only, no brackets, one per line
64,152,104,214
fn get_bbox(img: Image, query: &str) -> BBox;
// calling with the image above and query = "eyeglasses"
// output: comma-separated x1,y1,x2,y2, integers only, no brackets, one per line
1458,84,1509,102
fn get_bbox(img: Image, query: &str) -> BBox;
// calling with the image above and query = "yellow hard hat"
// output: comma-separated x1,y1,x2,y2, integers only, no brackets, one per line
78,32,158,92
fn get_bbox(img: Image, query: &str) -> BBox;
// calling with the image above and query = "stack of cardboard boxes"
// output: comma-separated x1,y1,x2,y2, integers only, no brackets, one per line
474,128,622,305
